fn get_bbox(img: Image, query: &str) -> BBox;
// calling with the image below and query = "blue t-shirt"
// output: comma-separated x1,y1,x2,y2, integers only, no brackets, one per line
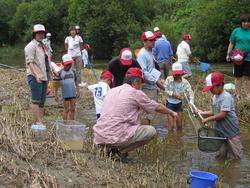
212,91,240,138
60,69,76,99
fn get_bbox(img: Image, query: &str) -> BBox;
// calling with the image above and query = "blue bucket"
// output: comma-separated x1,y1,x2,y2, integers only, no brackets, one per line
187,170,218,188
200,62,210,72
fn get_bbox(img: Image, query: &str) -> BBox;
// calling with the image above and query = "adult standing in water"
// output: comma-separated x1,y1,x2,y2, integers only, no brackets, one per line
65,26,83,87
25,24,50,124
226,14,250,100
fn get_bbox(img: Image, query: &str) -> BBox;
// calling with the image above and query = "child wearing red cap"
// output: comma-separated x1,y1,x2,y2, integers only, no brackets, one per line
164,62,194,131
199,72,243,159
60,54,80,120
88,70,113,119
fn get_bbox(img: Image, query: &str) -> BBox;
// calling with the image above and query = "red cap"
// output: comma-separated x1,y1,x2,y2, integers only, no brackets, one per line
154,31,162,38
141,31,156,42
203,72,224,92
100,70,113,84
83,43,90,49
183,34,192,41
62,54,74,65
125,67,145,82
119,48,133,65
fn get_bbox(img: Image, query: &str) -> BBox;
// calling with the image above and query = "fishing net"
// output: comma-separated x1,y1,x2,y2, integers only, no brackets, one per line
198,127,226,153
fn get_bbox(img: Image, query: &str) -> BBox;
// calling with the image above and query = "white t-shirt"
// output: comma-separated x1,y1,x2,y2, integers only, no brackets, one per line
65,35,83,58
176,40,191,62
81,49,89,65
88,81,110,114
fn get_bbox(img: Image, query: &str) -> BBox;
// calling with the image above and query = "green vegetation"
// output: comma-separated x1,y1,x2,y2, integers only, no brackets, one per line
0,0,249,61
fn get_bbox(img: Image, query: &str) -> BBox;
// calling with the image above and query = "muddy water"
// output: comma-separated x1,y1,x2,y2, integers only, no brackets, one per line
76,104,250,187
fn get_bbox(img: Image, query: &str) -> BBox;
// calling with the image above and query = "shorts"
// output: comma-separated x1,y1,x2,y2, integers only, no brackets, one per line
180,61,192,76
166,101,183,112
113,126,157,149
64,97,76,101
142,88,158,121
233,60,250,77
28,75,48,107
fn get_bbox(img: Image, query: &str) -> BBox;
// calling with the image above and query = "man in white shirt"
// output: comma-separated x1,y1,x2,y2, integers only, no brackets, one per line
176,34,193,78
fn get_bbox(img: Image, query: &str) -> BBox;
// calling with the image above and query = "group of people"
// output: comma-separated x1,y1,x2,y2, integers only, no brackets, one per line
24,14,250,162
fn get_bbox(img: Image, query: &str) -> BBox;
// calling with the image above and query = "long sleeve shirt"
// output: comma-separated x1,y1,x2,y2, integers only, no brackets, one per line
137,48,158,90
164,76,194,104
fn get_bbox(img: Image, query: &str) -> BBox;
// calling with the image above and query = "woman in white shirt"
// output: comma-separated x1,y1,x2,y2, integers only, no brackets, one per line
64,26,83,86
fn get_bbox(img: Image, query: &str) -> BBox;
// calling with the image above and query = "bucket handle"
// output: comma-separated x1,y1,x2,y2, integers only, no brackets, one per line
187,177,191,184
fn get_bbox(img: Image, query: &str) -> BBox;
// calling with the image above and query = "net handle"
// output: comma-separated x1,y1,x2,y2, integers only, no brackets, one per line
199,135,227,140
183,93,208,126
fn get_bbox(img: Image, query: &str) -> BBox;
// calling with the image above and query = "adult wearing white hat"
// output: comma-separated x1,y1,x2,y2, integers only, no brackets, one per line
25,24,50,125
43,32,53,60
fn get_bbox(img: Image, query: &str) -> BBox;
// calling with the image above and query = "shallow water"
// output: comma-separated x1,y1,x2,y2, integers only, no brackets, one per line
76,103,250,187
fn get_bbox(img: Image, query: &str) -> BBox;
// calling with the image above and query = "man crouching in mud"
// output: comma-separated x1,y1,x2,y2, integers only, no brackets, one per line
93,67,177,163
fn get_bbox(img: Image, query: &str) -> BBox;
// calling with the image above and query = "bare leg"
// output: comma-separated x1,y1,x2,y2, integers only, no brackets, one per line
176,112,183,131
69,98,76,120
167,114,174,130
235,77,242,97
63,101,70,120
31,103,43,123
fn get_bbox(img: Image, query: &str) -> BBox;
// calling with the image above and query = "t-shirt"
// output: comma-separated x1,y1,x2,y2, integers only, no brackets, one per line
212,91,240,138
108,56,141,87
60,69,76,99
65,35,83,58
229,27,250,61
88,81,110,114
176,40,191,63
82,49,89,65
137,48,158,90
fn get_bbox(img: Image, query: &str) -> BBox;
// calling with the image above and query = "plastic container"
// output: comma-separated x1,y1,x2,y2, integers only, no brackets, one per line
56,120,88,151
31,124,47,141
199,62,210,72
187,170,218,188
